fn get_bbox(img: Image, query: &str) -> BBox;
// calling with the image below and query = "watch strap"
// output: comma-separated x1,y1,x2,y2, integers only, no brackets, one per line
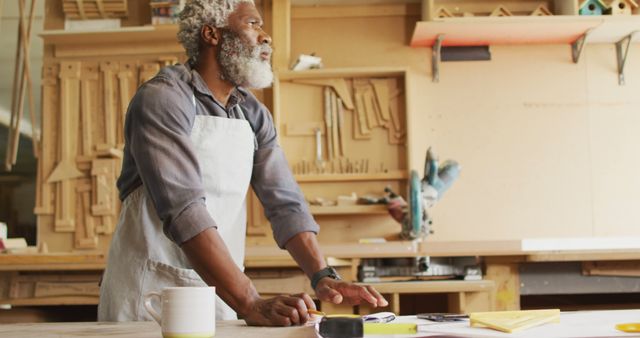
311,266,341,290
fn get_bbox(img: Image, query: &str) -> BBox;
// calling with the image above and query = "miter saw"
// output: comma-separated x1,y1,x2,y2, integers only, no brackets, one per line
386,147,461,240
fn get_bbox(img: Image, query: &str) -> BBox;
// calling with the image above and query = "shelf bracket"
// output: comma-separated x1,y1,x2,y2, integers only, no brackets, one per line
432,34,444,83
616,31,638,86
571,28,592,64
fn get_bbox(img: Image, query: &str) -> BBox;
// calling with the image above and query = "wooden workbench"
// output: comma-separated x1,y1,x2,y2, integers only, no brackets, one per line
2,310,640,338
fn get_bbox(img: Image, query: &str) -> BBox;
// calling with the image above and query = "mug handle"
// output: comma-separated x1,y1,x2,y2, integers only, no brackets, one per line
144,291,162,324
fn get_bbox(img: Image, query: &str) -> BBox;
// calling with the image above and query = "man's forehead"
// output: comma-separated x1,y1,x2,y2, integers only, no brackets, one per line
230,1,261,18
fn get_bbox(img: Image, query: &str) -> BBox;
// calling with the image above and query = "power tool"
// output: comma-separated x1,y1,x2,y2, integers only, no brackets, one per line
386,147,460,240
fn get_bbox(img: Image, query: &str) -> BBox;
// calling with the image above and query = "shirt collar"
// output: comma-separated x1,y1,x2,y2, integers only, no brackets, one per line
185,62,246,108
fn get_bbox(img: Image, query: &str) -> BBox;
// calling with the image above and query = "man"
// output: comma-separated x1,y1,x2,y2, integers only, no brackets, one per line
98,0,387,326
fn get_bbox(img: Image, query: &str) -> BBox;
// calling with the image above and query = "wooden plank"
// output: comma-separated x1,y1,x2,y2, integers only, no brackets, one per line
292,4,420,19
0,296,99,306
34,65,59,216
361,280,494,294
34,281,100,298
582,261,640,277
48,61,84,233
526,250,640,262
0,254,106,271
91,159,117,219
78,63,99,162
95,61,118,154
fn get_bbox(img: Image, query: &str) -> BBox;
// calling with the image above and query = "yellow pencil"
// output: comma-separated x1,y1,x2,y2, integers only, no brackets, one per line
308,309,326,316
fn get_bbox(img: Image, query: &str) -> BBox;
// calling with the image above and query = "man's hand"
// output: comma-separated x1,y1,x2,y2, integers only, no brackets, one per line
315,278,388,307
242,293,316,327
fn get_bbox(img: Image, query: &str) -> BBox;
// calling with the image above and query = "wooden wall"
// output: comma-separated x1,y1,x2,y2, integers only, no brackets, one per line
288,6,640,242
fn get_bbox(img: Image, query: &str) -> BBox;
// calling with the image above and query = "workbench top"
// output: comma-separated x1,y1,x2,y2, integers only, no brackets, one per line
1,310,639,338
0,320,316,338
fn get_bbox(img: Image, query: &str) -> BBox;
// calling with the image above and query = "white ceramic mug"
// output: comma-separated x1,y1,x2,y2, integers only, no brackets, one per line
144,287,216,338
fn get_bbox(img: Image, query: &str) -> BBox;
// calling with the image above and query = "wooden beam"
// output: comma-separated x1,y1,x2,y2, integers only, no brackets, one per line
271,0,290,71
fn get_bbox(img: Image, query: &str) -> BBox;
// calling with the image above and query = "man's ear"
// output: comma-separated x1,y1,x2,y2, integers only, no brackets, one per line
200,24,220,46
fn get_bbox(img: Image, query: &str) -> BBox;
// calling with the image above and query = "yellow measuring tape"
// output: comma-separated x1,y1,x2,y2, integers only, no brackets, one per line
616,323,640,333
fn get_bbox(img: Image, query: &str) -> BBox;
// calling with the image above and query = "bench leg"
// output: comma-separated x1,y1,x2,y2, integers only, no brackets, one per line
485,262,520,311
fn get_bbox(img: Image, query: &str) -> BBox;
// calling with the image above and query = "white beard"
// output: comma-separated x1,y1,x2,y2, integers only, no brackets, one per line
240,53,274,89
218,30,273,89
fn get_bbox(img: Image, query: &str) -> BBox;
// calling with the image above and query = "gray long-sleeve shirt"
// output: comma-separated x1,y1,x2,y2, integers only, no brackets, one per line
117,63,319,247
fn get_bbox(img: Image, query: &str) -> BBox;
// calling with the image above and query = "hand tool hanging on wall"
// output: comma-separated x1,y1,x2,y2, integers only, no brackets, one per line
357,80,380,129
47,61,84,232
330,90,340,159
292,78,354,110
34,63,60,216
353,89,371,139
370,79,391,124
5,0,38,171
387,89,405,144
323,87,334,160
75,180,98,249
314,127,324,173
336,97,345,156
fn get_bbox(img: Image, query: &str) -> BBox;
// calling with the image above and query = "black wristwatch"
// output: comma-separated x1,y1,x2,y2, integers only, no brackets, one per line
311,266,341,290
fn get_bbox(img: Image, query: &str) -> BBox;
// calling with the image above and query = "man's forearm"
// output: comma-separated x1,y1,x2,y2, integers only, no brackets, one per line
284,232,327,279
181,227,260,316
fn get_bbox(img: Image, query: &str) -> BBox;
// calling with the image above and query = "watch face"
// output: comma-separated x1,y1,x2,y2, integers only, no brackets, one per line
329,267,341,279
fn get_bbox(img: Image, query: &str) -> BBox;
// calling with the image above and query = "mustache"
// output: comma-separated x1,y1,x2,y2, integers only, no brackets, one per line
254,43,272,58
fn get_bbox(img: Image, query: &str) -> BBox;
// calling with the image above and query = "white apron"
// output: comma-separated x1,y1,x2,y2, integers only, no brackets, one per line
98,101,255,322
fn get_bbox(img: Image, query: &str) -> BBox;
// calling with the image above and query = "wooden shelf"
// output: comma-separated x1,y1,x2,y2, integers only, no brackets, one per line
40,25,182,58
277,67,407,80
295,170,408,182
40,25,178,45
309,204,388,215
410,16,640,84
411,16,602,47
0,253,106,271
411,16,640,47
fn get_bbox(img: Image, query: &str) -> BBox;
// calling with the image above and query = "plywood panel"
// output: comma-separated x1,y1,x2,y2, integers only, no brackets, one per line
416,45,594,241
290,11,640,242
585,45,640,237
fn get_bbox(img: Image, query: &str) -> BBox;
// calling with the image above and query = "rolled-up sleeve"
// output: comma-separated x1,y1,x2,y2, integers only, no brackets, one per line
247,101,320,248
126,77,217,244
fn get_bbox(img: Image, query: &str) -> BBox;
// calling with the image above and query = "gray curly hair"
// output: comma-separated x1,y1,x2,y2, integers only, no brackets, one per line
177,0,255,63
